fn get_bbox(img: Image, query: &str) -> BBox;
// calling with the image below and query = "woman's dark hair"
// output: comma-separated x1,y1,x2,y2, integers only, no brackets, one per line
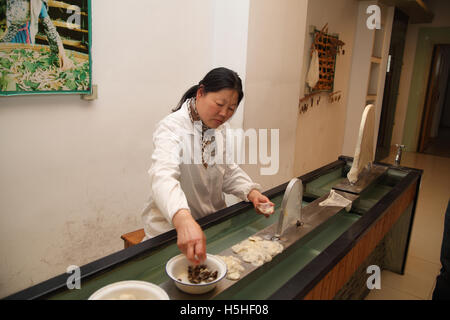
172,67,244,112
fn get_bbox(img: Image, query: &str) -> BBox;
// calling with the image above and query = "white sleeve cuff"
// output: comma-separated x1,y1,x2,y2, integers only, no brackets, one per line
241,183,262,202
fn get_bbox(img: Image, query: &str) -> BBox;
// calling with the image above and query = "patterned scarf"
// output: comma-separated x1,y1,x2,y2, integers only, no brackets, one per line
187,98,216,168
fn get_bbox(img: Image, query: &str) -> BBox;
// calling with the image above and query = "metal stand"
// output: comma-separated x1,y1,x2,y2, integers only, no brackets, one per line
333,164,388,195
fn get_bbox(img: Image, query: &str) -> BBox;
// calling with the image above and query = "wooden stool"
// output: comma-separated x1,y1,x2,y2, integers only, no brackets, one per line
121,229,145,248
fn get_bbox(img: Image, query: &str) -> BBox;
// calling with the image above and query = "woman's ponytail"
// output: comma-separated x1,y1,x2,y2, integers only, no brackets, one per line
172,85,199,112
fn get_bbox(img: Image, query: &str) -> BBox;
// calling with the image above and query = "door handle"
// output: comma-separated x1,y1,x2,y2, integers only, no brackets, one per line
387,55,392,73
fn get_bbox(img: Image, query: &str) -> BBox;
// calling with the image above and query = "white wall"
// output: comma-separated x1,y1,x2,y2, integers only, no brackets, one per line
0,0,250,298
294,0,358,175
211,0,250,131
342,1,394,158
242,0,308,189
211,0,250,207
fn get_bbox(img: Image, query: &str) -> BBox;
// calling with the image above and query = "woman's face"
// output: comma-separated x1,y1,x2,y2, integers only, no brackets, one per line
195,87,239,128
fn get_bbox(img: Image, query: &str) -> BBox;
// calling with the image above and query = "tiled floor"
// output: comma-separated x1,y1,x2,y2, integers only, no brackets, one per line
365,150,450,300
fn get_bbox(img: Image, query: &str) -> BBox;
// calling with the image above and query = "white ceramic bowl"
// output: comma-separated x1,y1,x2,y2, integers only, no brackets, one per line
88,280,169,300
165,254,227,295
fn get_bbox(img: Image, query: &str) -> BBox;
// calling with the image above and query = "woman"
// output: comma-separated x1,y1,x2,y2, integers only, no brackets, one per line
1,0,74,70
142,67,274,264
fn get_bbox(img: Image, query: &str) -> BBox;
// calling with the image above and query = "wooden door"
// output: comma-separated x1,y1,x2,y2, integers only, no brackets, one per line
418,45,447,152
375,8,409,161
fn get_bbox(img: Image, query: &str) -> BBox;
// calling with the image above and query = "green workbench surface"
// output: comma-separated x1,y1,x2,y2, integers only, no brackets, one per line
48,167,403,300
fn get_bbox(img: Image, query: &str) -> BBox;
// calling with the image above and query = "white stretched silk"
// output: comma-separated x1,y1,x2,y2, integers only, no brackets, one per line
319,190,353,212
347,104,375,184
306,49,320,88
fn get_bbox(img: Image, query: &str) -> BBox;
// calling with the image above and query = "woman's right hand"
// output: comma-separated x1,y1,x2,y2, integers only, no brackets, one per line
172,209,206,265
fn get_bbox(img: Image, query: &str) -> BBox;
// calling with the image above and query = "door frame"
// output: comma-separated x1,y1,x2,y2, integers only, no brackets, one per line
417,44,450,152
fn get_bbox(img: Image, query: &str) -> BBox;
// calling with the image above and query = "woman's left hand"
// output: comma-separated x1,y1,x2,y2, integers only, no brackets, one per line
247,189,275,218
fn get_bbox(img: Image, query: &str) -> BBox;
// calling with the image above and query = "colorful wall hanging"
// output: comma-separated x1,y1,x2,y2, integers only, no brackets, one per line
0,0,91,96
299,23,345,114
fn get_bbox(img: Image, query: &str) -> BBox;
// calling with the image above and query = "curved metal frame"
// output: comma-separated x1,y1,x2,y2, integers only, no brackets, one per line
276,178,303,238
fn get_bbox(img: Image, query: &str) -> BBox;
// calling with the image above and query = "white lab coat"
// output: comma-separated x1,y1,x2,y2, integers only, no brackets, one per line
141,100,261,240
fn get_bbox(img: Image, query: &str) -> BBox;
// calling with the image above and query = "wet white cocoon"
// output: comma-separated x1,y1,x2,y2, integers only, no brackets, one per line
218,255,245,280
231,236,283,267
258,204,274,215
